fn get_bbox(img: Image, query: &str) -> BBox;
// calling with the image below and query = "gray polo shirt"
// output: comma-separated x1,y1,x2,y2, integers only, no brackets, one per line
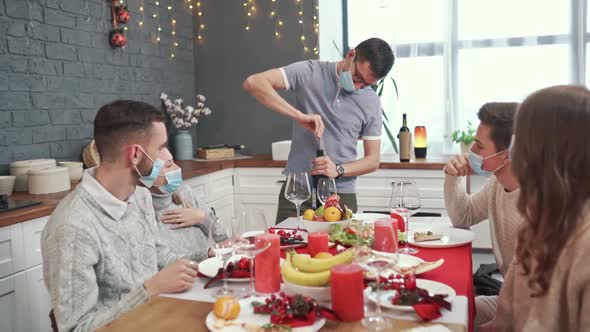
280,60,382,194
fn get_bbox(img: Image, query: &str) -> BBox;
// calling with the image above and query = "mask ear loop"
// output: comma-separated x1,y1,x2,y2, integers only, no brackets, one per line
488,150,510,174
133,146,156,177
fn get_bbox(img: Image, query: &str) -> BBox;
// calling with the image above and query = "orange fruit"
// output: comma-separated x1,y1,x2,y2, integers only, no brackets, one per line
323,206,342,222
213,296,240,320
314,252,333,259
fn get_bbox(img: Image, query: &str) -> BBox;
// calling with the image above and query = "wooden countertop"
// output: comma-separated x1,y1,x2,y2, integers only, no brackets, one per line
0,154,449,228
98,297,465,332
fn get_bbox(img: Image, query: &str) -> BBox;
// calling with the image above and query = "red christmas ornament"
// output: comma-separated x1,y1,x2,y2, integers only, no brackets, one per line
117,7,130,24
110,31,126,48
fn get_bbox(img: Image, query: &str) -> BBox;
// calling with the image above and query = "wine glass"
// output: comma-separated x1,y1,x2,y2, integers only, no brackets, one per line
317,177,337,206
208,211,238,297
391,180,422,255
234,236,271,299
284,172,311,228
355,245,399,331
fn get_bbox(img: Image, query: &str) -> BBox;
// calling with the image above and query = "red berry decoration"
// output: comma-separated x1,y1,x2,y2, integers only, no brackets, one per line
404,274,417,291
110,30,126,48
117,7,131,24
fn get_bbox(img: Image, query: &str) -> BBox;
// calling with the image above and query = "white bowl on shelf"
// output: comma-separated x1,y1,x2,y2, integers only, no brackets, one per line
302,219,351,233
283,281,331,303
0,176,16,195
58,161,84,183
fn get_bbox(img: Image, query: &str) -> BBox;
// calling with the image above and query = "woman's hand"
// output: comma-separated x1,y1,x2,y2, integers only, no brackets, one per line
161,208,207,229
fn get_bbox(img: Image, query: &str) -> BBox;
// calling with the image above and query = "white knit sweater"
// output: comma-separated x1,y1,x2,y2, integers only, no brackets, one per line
444,174,523,275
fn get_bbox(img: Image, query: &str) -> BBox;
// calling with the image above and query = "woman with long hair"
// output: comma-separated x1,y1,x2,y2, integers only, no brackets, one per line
490,85,590,331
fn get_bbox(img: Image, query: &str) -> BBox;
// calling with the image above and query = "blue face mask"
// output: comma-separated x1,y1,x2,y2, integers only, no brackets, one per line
339,55,357,93
134,147,166,188
160,168,183,193
468,149,507,177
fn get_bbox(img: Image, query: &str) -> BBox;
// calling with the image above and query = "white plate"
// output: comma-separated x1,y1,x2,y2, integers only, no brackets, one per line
408,227,474,248
200,255,285,282
205,296,326,331
364,254,441,277
352,213,389,223
244,230,308,249
365,279,456,311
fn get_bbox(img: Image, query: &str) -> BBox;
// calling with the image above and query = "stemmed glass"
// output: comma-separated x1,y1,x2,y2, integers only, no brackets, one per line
355,243,399,331
317,177,337,206
391,180,421,255
234,236,271,299
208,210,239,297
284,172,311,228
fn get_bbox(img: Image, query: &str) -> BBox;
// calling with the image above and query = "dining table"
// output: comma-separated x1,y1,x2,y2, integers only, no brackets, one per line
99,217,475,332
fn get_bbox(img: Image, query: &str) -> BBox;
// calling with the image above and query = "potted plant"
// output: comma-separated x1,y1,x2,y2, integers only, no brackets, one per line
451,121,476,154
160,93,212,160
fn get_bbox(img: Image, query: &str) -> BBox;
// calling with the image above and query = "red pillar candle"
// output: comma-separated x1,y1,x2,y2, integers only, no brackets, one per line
373,219,396,253
307,232,329,257
389,217,399,243
330,264,364,321
255,233,281,294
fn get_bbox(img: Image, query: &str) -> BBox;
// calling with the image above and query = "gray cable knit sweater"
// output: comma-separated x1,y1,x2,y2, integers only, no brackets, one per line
41,169,197,332
151,184,228,262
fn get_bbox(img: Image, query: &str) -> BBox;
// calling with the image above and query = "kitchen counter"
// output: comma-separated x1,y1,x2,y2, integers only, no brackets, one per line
0,154,450,228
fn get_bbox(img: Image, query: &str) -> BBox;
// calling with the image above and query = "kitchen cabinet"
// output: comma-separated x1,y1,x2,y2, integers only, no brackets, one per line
0,216,51,332
231,168,492,250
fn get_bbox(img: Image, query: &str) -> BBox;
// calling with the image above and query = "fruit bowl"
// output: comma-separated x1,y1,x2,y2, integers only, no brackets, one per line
303,218,351,233
283,280,332,303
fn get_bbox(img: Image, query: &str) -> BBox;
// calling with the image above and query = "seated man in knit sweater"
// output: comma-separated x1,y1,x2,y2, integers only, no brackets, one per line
443,102,523,330
150,163,228,261
42,100,201,332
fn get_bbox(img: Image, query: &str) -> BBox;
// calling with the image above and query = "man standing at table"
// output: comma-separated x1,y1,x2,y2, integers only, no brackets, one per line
42,100,201,331
243,38,395,223
443,102,523,330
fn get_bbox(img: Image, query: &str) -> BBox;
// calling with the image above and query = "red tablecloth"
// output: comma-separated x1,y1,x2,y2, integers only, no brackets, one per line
281,244,475,332
414,245,474,332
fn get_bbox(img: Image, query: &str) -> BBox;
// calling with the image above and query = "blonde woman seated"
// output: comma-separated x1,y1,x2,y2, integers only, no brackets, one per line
150,163,228,262
484,85,590,331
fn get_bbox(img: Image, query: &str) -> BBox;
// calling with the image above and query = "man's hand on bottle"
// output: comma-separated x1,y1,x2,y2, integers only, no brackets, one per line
444,153,472,176
311,156,338,178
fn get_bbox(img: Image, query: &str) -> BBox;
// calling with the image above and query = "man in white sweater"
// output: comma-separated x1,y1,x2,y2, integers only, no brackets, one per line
42,100,200,331
443,102,522,331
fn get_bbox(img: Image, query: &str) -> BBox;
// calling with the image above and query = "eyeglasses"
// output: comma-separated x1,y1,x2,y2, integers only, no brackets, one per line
351,61,371,88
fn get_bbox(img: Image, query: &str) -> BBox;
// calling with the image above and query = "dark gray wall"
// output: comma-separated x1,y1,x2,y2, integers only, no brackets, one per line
193,0,318,154
0,0,195,173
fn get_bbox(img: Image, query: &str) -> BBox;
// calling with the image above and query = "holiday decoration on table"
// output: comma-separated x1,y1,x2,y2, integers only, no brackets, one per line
252,293,338,327
109,1,130,48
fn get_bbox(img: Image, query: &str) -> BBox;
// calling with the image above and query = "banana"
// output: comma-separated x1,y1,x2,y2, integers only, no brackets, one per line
281,252,331,287
290,249,354,273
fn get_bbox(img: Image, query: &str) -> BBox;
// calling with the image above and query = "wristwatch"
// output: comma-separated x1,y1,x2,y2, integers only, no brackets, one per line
336,164,345,179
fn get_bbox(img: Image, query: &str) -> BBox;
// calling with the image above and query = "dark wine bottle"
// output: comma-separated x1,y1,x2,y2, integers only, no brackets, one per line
311,149,325,209
399,113,411,162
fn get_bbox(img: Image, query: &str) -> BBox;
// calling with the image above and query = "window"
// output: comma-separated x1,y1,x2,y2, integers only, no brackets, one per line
321,0,586,154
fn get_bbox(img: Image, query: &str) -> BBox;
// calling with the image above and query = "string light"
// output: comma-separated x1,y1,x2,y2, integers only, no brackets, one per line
313,1,319,55
298,0,308,52
170,0,177,59
272,0,281,38
138,0,145,27
243,0,256,31
195,0,205,41
154,0,161,44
